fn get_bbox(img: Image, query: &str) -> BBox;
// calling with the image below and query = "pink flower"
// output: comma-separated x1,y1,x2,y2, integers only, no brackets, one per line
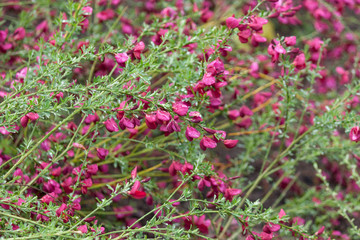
145,114,158,129
131,166,138,179
40,140,51,151
128,180,146,199
73,143,86,150
82,6,93,16
20,112,39,127
238,29,252,43
200,136,217,150
284,36,296,46
26,112,39,121
274,43,286,54
226,16,240,29
228,109,240,120
81,178,93,194
20,115,29,128
133,41,145,59
223,139,238,148
78,225,88,234
96,148,109,160
349,126,360,142
97,9,115,22
36,20,49,35
239,105,253,117
315,226,325,235
206,59,224,76
0,30,7,42
185,126,201,141
156,110,171,122
189,111,203,123
104,118,119,132
183,215,211,234
169,161,182,176
224,188,242,201
115,53,129,67
172,102,189,116
56,203,67,217
40,193,58,204
202,73,216,85
0,126,10,135
293,53,306,70
263,223,280,232
86,164,98,175
13,27,25,41
278,209,286,219
248,16,268,31
119,117,134,130
251,33,267,47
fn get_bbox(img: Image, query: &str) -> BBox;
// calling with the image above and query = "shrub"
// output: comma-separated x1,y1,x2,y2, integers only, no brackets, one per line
0,0,359,239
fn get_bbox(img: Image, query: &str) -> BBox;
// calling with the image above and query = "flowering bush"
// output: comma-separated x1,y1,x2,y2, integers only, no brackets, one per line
0,0,360,239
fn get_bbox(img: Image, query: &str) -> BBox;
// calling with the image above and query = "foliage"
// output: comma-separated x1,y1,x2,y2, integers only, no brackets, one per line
0,0,359,239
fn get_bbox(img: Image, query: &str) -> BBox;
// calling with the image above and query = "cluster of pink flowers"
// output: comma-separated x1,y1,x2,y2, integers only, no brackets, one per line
0,0,359,239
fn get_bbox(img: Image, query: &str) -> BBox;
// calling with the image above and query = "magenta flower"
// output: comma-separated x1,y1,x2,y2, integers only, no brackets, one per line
284,36,296,46
20,112,39,127
0,30,7,42
169,161,182,176
56,203,67,217
156,110,171,123
13,27,25,41
349,126,360,142
239,105,253,117
81,178,93,194
119,117,135,130
315,226,325,236
185,126,201,141
206,59,224,76
133,41,145,59
115,53,129,67
86,164,98,176
26,112,39,121
293,53,306,70
248,16,268,31
223,139,238,148
78,225,88,234
251,33,267,47
238,29,252,43
145,114,158,129
128,180,146,199
104,118,119,132
224,188,242,201
263,222,281,233
40,193,58,204
96,148,109,160
278,209,286,219
172,102,189,116
73,142,86,150
200,136,217,150
40,140,51,151
189,111,203,123
131,166,138,179
226,16,240,29
202,73,216,86
183,215,211,234
81,6,93,16
96,9,115,22
228,109,240,120
84,112,99,125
